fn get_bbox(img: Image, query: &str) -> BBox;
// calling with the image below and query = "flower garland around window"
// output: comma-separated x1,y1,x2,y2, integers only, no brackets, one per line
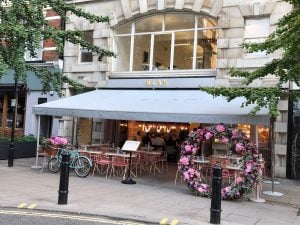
179,124,260,200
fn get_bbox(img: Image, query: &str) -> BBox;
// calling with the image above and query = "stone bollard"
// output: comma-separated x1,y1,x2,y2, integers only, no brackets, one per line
210,165,222,224
58,151,70,205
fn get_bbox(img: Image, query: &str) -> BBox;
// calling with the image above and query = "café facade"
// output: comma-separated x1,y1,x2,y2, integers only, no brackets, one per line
33,0,293,178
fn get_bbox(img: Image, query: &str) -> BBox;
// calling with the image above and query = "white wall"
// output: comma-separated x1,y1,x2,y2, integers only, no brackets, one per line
25,91,60,136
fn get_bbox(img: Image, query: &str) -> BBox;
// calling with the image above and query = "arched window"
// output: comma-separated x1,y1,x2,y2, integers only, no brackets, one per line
113,13,217,72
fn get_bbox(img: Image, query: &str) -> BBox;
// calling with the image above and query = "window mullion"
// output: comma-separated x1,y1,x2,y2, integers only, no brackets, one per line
170,32,174,71
129,23,135,71
149,33,154,71
192,16,198,70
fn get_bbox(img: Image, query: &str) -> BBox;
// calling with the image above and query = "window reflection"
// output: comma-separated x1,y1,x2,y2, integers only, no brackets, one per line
113,36,131,71
133,34,151,71
165,14,195,30
153,34,171,70
114,13,217,72
174,31,194,70
136,15,163,33
196,29,217,69
6,95,25,129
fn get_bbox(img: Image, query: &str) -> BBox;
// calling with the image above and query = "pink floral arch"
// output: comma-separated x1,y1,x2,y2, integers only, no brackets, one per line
179,124,260,200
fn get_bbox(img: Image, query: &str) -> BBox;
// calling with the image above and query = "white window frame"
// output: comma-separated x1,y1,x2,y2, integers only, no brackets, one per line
78,30,94,64
244,18,270,58
113,14,219,72
24,41,43,61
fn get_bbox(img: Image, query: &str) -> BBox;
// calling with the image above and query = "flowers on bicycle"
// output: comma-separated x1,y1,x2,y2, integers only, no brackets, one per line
48,136,68,148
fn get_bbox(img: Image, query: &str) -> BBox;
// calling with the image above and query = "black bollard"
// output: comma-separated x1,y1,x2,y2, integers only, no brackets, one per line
210,165,222,224
58,151,70,205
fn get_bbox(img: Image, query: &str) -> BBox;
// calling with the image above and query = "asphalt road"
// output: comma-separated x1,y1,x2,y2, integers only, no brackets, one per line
0,208,150,225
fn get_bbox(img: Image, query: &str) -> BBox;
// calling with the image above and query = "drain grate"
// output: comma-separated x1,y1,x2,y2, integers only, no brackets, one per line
298,208,300,216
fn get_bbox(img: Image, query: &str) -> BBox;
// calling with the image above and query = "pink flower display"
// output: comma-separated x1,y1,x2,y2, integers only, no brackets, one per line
179,157,190,166
49,136,68,147
185,144,192,152
179,123,259,200
216,124,225,132
205,132,214,140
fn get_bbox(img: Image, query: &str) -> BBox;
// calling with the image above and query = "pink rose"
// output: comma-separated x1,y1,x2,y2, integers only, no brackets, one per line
235,143,244,152
180,157,190,166
216,124,225,132
192,147,198,154
236,176,243,184
205,132,213,140
185,144,192,152
183,172,190,181
222,137,229,144
198,187,204,193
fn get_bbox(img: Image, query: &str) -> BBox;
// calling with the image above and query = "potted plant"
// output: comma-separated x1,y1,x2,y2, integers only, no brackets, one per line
0,134,37,160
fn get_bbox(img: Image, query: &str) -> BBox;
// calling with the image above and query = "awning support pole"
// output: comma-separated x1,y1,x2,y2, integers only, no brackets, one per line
31,115,41,169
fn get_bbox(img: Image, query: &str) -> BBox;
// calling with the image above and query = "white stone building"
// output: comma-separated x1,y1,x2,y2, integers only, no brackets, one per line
61,0,292,178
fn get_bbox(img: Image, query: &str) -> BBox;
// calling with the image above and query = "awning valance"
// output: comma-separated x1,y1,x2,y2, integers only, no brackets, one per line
32,89,269,125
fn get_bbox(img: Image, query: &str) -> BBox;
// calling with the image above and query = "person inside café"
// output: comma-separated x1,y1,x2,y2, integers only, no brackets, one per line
142,132,152,146
134,131,143,142
152,133,166,151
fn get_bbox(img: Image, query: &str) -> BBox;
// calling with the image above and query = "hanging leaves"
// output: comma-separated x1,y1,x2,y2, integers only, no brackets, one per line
0,0,116,95
201,0,300,116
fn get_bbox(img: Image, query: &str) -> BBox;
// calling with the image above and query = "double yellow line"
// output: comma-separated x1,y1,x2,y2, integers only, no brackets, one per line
160,217,179,225
1,209,146,225
17,203,37,209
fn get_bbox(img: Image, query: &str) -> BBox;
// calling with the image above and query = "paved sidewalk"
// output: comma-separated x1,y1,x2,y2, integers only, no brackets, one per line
0,158,299,225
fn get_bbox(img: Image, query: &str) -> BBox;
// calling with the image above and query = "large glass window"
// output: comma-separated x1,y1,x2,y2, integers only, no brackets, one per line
113,36,131,71
113,13,217,72
174,31,194,70
244,18,270,58
133,34,151,71
80,30,93,63
153,33,171,70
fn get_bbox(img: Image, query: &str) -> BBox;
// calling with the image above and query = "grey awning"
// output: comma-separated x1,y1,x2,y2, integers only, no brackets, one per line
32,89,269,125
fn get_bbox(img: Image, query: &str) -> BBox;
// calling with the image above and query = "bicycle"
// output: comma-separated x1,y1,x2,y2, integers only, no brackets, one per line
48,148,92,178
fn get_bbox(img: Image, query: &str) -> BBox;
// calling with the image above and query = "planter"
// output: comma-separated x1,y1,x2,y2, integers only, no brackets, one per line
0,141,37,160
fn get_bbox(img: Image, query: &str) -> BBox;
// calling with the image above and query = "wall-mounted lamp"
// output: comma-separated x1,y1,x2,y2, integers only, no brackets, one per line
49,91,55,96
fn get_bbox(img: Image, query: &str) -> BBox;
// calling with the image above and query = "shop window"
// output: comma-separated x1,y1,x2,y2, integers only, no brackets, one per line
244,18,270,58
113,13,217,72
136,15,163,32
80,30,93,63
153,33,171,70
165,14,195,30
5,94,25,129
113,36,131,71
133,34,151,71
93,122,102,132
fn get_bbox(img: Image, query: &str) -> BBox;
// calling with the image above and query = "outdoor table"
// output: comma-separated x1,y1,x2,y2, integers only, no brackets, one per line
225,165,243,183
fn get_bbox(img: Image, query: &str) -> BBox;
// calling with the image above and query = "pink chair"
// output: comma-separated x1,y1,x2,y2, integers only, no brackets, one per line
110,156,128,178
92,153,112,178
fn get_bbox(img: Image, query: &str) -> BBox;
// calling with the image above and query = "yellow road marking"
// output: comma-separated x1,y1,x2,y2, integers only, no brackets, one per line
160,218,168,225
17,203,27,209
27,203,37,209
0,209,145,225
170,219,179,225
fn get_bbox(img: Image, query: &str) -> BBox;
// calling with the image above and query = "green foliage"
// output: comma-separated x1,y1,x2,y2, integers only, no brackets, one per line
201,0,299,116
0,0,116,95
0,134,37,142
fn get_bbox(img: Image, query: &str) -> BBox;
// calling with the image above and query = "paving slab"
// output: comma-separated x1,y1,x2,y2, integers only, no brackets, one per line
0,158,299,225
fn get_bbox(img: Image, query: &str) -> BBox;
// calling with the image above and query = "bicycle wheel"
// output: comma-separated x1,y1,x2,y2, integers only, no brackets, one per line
48,157,61,173
74,157,92,178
